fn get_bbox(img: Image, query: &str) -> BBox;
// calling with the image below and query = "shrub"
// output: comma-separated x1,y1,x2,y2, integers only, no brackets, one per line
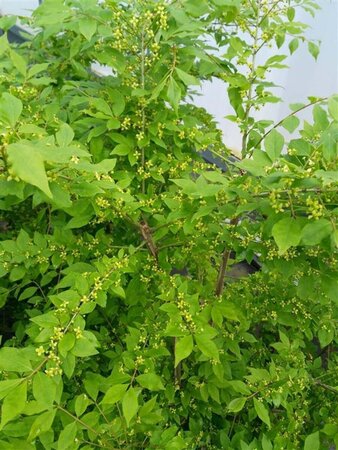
0,1,337,449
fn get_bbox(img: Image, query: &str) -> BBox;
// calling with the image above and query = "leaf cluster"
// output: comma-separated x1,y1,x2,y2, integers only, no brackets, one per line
0,1,336,449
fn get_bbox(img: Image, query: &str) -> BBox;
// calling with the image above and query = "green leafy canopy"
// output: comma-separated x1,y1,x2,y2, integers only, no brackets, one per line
0,0,336,449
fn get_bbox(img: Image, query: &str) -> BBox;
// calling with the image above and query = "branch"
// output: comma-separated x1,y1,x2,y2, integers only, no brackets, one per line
215,217,239,297
313,379,338,394
139,220,158,262
215,248,232,297
254,97,328,150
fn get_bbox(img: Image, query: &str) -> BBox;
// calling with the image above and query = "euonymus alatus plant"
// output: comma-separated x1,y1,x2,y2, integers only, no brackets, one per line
0,0,337,449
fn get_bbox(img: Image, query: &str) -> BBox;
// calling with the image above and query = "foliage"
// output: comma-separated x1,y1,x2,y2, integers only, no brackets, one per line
0,0,337,449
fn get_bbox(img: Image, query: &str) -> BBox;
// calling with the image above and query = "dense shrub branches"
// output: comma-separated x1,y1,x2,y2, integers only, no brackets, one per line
0,1,336,449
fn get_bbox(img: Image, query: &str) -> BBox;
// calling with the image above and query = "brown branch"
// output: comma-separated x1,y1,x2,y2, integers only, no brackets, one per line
215,248,232,297
215,218,239,297
139,220,158,262
313,379,338,394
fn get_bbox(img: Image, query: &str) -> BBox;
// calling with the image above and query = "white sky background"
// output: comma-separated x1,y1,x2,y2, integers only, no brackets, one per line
1,0,337,155
194,0,338,154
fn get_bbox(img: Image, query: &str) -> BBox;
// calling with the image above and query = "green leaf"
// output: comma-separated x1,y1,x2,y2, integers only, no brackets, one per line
75,394,90,417
139,396,157,417
264,129,284,161
195,334,219,362
10,49,27,76
0,348,32,372
227,397,247,413
65,215,93,229
212,0,241,6
271,217,302,254
313,105,329,130
56,123,74,146
28,63,50,79
71,331,99,357
10,266,26,282
70,35,82,58
0,379,23,400
32,372,57,408
287,7,295,21
289,138,311,155
282,115,300,133
31,311,59,328
185,0,210,16
111,143,131,156
7,142,52,198
122,388,139,426
101,384,128,404
19,287,38,301
308,41,320,60
79,18,97,41
167,77,181,113
28,409,56,441
304,431,320,450
0,93,22,127
91,98,113,116
262,434,273,450
58,333,76,357
175,68,200,86
289,38,299,54
83,373,101,401
0,34,9,56
58,422,77,450
107,118,120,130
175,335,193,367
136,373,165,391
217,303,242,321
0,16,17,32
301,219,332,245
0,380,27,429
318,326,334,348
110,90,125,116
172,178,197,195
328,95,338,121
253,398,270,427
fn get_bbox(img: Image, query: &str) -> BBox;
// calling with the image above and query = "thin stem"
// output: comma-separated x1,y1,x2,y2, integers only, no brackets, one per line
287,191,295,218
94,400,110,424
254,97,327,150
157,241,185,250
252,187,336,198
215,248,231,297
140,27,146,195
57,406,112,446
215,218,239,297
77,439,108,449
31,280,48,302
228,414,238,438
24,357,49,381
258,0,282,26
241,0,261,157
313,379,338,394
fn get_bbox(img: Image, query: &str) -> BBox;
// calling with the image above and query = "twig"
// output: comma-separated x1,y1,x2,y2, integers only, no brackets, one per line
215,218,239,297
215,247,232,297
313,379,338,394
139,220,158,262
254,97,327,151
